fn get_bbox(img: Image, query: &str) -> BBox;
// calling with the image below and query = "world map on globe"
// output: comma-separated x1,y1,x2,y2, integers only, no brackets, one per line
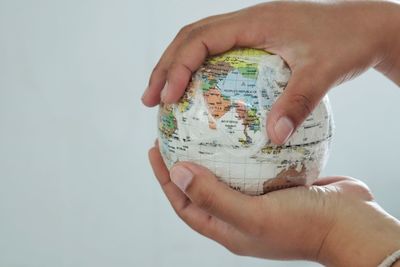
158,48,333,195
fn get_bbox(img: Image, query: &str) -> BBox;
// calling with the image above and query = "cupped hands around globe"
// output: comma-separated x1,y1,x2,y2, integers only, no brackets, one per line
158,48,334,195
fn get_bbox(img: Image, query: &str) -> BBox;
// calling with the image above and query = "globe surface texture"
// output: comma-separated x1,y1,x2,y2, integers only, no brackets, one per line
158,48,333,195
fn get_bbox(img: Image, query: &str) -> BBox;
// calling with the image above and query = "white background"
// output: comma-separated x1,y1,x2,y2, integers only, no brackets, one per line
0,1,399,266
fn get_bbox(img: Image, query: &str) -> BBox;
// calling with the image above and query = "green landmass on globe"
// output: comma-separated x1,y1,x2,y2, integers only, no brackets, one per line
158,48,333,195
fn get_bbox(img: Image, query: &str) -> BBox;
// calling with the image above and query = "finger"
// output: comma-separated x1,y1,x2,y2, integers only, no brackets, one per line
142,13,236,107
168,161,262,234
148,145,188,208
148,146,252,253
266,67,332,145
161,16,267,104
314,176,373,201
313,176,354,186
142,25,197,107
142,64,166,107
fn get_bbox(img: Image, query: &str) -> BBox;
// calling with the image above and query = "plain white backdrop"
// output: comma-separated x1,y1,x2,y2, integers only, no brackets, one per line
0,1,399,266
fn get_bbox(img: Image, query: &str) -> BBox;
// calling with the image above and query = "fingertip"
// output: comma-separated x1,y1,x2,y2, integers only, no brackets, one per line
273,116,294,145
144,66,168,106
141,97,157,107
148,145,159,162
161,87,186,105
141,88,151,106
141,95,155,106
266,130,284,146
159,83,180,104
160,82,172,104
266,110,291,146
148,140,164,166
170,164,194,192
141,87,162,107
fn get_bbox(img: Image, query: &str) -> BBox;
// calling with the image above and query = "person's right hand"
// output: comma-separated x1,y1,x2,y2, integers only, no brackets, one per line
149,144,400,267
142,0,400,144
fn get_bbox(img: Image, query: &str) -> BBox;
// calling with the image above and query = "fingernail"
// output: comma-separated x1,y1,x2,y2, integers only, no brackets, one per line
161,82,169,103
274,116,294,144
170,165,193,192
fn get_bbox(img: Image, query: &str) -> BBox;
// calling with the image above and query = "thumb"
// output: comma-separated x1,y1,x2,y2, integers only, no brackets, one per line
169,162,258,232
267,69,330,145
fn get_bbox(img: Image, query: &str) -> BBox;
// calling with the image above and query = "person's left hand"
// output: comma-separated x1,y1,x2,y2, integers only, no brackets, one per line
148,143,400,266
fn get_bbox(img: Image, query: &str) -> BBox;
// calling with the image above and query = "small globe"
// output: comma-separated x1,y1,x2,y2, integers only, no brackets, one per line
158,48,333,195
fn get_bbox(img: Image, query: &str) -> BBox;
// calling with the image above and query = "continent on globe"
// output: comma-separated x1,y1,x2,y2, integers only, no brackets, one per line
262,164,307,193
203,87,230,129
158,48,333,195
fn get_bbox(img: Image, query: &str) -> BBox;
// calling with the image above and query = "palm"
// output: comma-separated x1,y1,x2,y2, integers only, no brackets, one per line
248,178,373,260
149,145,373,261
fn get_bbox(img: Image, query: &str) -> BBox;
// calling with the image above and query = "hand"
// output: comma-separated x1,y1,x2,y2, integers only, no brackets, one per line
142,0,400,145
149,144,400,267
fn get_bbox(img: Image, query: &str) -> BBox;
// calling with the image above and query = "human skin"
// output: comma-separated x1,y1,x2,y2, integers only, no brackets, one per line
149,145,400,267
142,0,400,144
144,1,400,266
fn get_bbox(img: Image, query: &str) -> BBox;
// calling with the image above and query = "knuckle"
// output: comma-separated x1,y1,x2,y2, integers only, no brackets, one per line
177,24,194,37
349,178,374,201
289,93,314,117
151,63,165,76
177,16,213,39
167,61,180,72
149,63,166,83
167,61,192,79
197,215,213,236
195,187,217,211
358,185,374,201
226,244,246,256
186,24,208,40
165,62,181,80
173,198,191,220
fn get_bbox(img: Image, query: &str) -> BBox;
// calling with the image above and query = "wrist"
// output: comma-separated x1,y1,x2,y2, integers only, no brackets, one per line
318,199,400,267
374,1,400,85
